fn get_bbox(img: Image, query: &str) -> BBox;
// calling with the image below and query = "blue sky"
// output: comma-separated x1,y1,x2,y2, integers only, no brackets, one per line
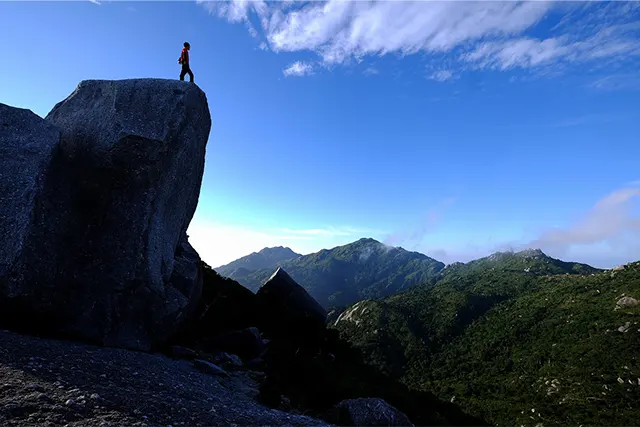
1,1,639,268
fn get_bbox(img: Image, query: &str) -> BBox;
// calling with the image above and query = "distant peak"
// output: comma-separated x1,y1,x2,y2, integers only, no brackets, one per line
517,248,546,257
259,246,288,252
256,246,300,256
487,248,546,260
357,237,381,244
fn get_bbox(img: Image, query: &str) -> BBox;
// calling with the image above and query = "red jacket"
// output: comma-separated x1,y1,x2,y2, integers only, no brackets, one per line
179,48,189,65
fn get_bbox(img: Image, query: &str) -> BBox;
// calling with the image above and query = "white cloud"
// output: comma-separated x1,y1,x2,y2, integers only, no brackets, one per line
198,0,257,23
199,1,639,80
283,60,314,77
416,184,640,268
265,1,552,63
464,24,640,71
528,185,640,257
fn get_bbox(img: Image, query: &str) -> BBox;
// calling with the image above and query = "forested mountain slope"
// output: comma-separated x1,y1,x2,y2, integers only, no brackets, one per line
334,254,638,426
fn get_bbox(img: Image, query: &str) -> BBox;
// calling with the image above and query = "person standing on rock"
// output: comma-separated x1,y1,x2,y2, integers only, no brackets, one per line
178,42,194,83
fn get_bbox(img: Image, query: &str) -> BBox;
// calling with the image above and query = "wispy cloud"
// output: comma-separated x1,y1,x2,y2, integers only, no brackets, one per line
385,197,456,249
463,23,640,71
429,69,456,82
283,61,314,77
198,1,639,80
363,66,379,76
552,112,631,128
588,74,640,92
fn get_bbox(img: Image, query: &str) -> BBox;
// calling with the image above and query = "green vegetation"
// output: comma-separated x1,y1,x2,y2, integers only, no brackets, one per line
334,251,640,426
227,238,445,308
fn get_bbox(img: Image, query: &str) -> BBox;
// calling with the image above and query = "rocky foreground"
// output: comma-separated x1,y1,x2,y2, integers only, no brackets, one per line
0,329,326,427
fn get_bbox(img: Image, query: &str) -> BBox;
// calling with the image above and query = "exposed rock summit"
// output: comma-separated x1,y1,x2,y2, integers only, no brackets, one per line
0,79,211,351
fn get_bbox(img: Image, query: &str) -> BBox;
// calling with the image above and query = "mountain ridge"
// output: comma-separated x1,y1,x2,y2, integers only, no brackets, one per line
222,237,445,309
218,239,602,310
215,246,302,278
440,248,601,277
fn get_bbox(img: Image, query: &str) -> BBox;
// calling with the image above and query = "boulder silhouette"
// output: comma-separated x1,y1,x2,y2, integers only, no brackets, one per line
0,79,211,350
256,267,327,355
256,267,327,331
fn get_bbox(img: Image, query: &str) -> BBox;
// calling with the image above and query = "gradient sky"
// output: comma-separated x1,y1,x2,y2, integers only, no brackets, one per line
1,1,639,268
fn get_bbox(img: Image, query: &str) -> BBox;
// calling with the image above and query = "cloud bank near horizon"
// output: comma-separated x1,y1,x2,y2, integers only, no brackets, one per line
189,181,640,270
419,183,640,268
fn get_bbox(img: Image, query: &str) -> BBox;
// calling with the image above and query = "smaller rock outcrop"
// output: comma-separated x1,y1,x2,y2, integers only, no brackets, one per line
616,296,640,310
256,268,327,340
326,397,414,426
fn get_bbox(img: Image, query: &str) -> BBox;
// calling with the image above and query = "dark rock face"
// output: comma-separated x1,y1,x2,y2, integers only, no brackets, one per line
209,351,244,370
171,345,199,360
256,268,327,357
193,359,229,377
327,397,414,426
172,264,259,351
169,239,204,324
0,79,211,351
207,327,266,360
257,268,327,326
0,104,60,290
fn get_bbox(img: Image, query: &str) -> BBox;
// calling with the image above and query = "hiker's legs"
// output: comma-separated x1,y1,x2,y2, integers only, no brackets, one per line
180,65,194,83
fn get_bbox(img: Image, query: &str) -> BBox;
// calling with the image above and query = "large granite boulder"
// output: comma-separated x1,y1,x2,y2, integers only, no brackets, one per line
0,79,211,350
0,104,60,287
